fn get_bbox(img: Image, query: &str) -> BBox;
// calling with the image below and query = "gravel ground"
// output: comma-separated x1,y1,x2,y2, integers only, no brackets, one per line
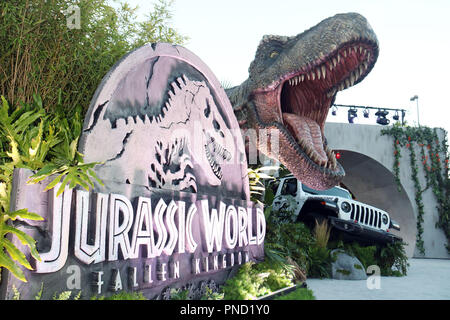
306,258,450,300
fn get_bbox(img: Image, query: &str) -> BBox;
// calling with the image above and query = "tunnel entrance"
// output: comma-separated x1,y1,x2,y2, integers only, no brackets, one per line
335,149,417,257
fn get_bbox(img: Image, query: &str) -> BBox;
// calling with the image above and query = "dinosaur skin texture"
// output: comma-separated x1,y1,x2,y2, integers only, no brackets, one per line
226,12,379,190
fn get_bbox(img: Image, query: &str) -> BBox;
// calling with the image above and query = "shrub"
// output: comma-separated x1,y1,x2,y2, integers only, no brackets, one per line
313,219,331,249
329,240,409,276
307,246,333,279
344,242,378,270
91,291,147,300
274,287,315,300
222,262,267,300
0,0,187,113
0,94,105,281
222,261,294,300
377,241,409,276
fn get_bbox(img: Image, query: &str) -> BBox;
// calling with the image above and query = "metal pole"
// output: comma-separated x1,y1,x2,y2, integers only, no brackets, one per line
410,95,419,127
416,97,420,127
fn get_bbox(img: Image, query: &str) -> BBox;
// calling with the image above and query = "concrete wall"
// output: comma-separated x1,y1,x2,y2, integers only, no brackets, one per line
324,122,449,259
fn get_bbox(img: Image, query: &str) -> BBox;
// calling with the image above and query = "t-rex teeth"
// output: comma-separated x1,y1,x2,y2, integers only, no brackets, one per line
311,71,315,81
343,49,347,58
316,68,321,80
345,78,350,88
337,54,341,64
328,61,334,71
350,74,355,86
321,65,326,79
332,57,337,67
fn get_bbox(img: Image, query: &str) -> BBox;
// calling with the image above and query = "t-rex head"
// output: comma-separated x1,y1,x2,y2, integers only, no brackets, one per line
227,12,379,190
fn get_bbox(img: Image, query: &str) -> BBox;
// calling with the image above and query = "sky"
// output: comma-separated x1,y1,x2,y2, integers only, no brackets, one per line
126,0,450,135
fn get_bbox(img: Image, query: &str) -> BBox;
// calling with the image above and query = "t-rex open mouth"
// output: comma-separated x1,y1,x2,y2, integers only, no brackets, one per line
279,41,377,169
226,13,379,190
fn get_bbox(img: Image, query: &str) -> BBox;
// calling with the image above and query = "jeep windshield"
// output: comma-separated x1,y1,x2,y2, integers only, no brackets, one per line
302,184,352,199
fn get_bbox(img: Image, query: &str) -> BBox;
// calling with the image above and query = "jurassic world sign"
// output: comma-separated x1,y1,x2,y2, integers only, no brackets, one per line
1,43,265,300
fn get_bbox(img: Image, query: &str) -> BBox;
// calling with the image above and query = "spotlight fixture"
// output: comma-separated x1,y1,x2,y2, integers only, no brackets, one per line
363,108,369,118
375,109,390,125
348,108,357,123
331,106,337,116
393,111,399,121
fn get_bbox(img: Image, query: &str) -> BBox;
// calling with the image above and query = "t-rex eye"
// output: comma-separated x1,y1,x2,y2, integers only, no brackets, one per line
270,51,279,58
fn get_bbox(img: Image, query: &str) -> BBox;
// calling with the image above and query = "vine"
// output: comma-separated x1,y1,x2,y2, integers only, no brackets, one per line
381,125,450,254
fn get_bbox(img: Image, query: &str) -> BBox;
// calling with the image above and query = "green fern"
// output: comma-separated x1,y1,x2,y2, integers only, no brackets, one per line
0,95,103,282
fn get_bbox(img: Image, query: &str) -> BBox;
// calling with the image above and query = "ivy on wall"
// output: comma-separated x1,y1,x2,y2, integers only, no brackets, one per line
381,125,450,255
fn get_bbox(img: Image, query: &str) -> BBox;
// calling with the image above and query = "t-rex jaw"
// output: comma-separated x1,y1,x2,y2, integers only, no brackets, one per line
251,40,377,189
226,13,379,190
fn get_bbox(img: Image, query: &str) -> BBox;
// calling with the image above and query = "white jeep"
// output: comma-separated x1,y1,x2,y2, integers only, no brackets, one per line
271,174,401,244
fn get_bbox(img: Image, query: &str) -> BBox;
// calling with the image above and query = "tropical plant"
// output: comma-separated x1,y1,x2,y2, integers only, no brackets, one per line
91,291,147,300
0,94,103,282
11,284,82,300
274,287,315,300
246,165,278,204
222,261,294,300
329,240,409,277
376,241,409,276
342,242,378,270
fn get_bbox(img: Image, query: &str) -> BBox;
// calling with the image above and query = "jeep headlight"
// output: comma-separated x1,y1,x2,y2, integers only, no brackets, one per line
341,201,351,213
382,214,389,225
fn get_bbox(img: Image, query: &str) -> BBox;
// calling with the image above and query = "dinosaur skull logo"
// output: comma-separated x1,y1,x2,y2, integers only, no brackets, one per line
79,44,247,198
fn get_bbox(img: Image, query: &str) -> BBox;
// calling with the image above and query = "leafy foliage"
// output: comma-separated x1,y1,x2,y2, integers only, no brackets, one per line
0,0,187,113
330,240,409,276
91,291,147,300
274,287,315,300
222,261,293,300
0,0,187,284
340,242,378,270
0,95,102,282
377,241,409,276
11,284,81,300
247,165,278,205
381,125,450,254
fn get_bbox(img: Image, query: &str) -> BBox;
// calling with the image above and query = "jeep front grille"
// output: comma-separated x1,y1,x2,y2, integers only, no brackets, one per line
350,203,382,228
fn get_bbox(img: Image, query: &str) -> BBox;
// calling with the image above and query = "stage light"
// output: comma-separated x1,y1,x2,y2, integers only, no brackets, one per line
375,109,390,125
331,106,337,116
393,111,399,121
348,108,357,123
363,108,369,118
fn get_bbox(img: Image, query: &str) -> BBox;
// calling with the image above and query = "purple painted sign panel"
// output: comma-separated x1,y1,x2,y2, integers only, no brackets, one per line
1,43,264,300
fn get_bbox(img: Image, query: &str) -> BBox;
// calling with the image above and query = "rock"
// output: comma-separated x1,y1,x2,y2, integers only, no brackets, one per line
331,249,367,280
